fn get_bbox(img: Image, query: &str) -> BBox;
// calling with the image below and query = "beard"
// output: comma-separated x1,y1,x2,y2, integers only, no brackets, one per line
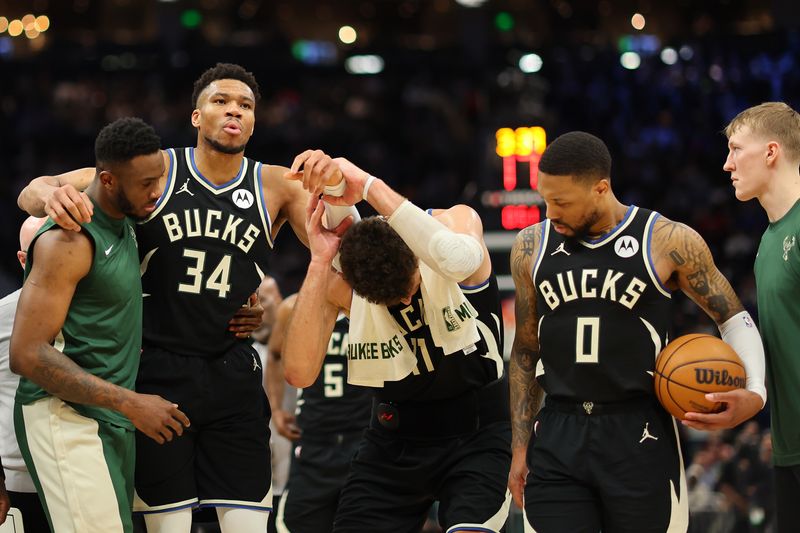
204,136,247,155
562,208,603,241
115,187,148,220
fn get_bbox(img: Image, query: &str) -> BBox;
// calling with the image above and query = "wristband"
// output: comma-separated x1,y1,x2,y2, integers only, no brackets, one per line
363,175,377,201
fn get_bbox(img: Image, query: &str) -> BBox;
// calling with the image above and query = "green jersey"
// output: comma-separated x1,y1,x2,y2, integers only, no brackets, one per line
754,198,800,466
16,206,142,430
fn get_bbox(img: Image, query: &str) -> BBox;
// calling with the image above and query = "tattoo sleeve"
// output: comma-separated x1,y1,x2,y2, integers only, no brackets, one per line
654,218,743,323
509,225,545,451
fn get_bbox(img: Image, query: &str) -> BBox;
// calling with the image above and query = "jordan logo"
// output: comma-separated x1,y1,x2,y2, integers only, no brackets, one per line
176,178,194,196
639,422,658,443
551,242,570,256
252,354,261,371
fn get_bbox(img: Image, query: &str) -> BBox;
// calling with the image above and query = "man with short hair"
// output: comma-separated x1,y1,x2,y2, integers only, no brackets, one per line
283,154,511,533
17,64,349,533
0,215,49,531
508,131,767,533
723,102,800,532
11,117,190,533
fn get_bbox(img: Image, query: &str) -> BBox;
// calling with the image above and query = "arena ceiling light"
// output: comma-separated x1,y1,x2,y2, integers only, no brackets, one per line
518,53,543,73
620,51,641,70
454,0,488,7
345,55,384,75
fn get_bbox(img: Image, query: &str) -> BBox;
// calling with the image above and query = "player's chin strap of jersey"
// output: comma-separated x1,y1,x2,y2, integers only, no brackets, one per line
719,311,767,408
323,180,361,272
386,200,484,282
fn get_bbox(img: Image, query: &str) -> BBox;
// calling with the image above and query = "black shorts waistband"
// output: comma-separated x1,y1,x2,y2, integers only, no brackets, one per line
544,396,655,416
370,377,510,440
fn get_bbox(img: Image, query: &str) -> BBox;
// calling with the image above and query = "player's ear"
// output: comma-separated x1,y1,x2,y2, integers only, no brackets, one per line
593,178,609,196
191,109,201,128
765,141,779,166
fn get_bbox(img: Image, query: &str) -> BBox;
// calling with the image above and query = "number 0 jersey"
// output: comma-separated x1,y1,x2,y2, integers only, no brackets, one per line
138,147,273,357
532,206,672,402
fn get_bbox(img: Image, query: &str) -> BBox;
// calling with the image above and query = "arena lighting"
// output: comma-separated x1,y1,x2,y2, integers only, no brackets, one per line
620,51,641,70
454,0,488,7
34,15,49,32
344,55,384,75
660,47,678,65
0,17,8,33
495,12,514,31
679,45,694,60
7,19,23,37
21,14,35,30
338,25,357,44
518,53,543,73
631,13,645,31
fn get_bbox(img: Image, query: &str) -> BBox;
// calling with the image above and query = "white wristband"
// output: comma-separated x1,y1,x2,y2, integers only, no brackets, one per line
362,175,377,201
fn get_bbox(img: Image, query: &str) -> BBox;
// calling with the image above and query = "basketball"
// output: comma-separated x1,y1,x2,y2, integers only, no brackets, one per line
654,334,746,420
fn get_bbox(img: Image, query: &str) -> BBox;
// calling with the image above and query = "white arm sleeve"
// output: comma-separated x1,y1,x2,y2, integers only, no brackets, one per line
323,180,360,272
387,200,484,282
719,311,767,406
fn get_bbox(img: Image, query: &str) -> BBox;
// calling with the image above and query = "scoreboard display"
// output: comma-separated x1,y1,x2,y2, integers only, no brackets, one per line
481,126,547,230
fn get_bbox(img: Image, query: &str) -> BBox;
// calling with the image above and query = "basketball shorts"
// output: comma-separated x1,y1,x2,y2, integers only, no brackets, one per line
774,464,800,532
524,398,688,533
132,343,272,513
15,397,135,533
333,379,512,533
275,431,362,533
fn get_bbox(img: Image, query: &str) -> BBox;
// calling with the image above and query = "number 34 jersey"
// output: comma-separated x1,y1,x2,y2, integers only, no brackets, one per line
138,147,273,357
532,206,672,403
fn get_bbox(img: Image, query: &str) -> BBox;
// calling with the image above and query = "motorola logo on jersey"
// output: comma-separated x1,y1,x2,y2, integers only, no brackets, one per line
232,189,254,209
614,236,639,258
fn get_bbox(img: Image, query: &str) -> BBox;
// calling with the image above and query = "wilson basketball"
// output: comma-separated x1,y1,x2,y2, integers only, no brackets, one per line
654,334,746,420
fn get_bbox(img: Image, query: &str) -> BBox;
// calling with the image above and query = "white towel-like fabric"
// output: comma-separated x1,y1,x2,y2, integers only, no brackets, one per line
347,263,481,387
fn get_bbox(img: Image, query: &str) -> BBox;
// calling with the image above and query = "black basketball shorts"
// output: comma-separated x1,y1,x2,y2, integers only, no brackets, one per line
275,431,362,533
132,343,273,513
524,398,688,533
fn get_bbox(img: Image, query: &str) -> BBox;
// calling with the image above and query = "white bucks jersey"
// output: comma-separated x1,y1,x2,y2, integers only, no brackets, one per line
532,206,672,402
138,147,273,357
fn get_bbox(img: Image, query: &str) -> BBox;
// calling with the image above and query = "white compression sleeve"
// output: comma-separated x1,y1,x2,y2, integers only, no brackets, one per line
323,180,361,229
387,200,484,281
719,311,767,406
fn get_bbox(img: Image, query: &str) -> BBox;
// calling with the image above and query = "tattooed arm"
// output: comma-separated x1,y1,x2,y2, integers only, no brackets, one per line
508,223,545,509
652,216,764,429
9,229,190,444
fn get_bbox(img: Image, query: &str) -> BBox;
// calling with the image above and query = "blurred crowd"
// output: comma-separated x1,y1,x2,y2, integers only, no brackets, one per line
2,19,799,532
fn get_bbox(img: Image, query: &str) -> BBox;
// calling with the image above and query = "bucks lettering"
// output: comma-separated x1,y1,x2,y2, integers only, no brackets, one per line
538,268,647,311
162,209,260,253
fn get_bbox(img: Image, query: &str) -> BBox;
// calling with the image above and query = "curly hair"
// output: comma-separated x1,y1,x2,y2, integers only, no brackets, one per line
339,217,418,305
191,62,261,108
538,131,612,183
94,117,161,166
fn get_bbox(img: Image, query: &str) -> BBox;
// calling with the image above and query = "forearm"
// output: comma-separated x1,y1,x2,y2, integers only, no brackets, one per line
509,345,543,452
362,177,406,217
17,176,59,216
283,261,337,387
265,354,287,411
16,343,133,413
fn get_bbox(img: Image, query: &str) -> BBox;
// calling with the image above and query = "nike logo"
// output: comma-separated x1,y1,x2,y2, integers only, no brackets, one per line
105,244,114,256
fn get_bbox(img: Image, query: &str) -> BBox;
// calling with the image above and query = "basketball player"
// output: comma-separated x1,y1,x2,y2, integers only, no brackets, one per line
267,293,372,533
0,215,49,531
282,154,511,533
10,118,190,533
16,64,350,533
723,102,800,532
508,131,767,532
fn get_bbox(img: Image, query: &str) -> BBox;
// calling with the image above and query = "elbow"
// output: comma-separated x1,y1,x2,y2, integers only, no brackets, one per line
9,347,30,377
284,365,314,389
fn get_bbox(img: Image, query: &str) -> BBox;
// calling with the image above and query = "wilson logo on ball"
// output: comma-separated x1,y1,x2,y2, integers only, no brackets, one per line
693,368,745,388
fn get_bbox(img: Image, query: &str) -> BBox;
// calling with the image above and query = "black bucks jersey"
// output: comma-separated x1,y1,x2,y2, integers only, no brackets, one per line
378,275,505,402
138,147,273,357
296,316,372,435
533,206,672,402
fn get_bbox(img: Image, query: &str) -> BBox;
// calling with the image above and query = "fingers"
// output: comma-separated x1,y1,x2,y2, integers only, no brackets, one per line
333,215,354,237
306,193,321,222
509,478,524,509
308,196,326,229
46,186,93,231
286,150,339,193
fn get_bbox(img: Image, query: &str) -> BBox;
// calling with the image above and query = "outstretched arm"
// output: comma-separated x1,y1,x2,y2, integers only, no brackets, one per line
17,168,95,231
10,229,190,444
282,195,352,388
266,295,302,440
507,224,545,509
652,217,766,429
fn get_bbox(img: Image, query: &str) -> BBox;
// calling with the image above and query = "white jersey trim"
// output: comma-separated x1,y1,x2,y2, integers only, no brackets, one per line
643,212,672,298
578,206,639,249
531,220,551,286
253,161,274,248
446,489,512,533
141,148,178,224
186,147,248,195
